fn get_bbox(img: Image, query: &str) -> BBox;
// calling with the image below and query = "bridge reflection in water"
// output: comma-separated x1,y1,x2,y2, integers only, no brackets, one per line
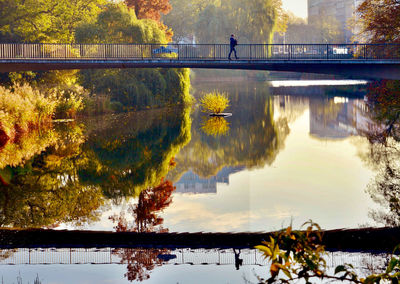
0,248,389,270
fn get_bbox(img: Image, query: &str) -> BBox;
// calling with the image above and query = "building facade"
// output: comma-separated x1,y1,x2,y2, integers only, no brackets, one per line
307,0,363,42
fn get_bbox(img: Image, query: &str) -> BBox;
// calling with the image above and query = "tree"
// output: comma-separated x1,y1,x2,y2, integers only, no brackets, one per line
75,3,191,109
274,12,343,44
231,0,286,44
75,3,168,44
195,4,229,43
163,0,213,41
310,14,344,43
356,0,400,43
124,0,171,22
0,0,106,85
165,0,285,44
0,0,106,43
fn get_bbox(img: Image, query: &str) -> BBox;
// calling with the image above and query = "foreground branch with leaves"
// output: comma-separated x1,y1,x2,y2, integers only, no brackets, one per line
256,221,400,283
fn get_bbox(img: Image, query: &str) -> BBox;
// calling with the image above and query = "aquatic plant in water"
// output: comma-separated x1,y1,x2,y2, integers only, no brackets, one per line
200,91,230,114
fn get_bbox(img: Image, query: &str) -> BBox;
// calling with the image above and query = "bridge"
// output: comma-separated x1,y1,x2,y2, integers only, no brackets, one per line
0,247,388,269
0,43,400,79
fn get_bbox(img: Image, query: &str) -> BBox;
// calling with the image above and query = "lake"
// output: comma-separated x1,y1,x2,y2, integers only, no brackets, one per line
0,78,396,283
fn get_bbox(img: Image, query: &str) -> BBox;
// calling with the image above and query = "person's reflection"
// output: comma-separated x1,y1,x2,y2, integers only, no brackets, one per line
233,248,243,270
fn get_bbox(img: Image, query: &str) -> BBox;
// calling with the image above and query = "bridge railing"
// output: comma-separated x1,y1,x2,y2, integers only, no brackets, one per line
0,43,399,60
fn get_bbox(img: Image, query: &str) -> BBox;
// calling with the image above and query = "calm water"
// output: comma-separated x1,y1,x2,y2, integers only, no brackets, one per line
59,81,381,232
0,248,388,283
1,79,397,283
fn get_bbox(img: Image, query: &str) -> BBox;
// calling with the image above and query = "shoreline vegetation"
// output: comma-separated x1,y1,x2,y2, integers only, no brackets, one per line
0,84,86,148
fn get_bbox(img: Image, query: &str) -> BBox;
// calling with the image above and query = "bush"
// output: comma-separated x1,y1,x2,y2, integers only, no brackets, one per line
256,221,400,283
0,84,57,135
47,85,85,119
200,91,230,114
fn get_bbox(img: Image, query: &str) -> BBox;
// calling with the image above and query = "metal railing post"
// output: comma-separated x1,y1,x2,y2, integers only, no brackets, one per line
326,44,329,59
364,44,367,59
214,44,216,60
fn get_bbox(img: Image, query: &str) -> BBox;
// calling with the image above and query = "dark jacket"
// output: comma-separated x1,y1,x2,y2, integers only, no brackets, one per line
230,37,237,47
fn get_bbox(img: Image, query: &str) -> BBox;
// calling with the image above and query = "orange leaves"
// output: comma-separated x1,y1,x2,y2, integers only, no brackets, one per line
356,0,400,43
125,0,171,22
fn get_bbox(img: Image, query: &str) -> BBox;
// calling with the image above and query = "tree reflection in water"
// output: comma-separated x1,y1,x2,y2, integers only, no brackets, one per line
362,80,400,226
110,179,176,281
112,248,170,282
169,84,291,180
110,179,175,233
0,123,105,228
0,105,191,229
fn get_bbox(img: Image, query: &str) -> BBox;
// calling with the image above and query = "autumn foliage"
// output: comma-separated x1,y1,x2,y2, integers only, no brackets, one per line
113,248,170,282
365,80,400,142
110,178,176,233
124,0,171,22
109,179,176,282
356,0,400,43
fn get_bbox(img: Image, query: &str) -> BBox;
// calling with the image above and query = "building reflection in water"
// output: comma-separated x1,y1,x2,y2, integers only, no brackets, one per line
174,166,245,194
272,94,383,140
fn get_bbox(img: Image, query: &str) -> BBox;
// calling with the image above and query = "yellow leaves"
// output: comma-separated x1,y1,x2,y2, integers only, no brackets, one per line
256,237,281,261
200,91,230,114
254,245,272,257
200,116,230,137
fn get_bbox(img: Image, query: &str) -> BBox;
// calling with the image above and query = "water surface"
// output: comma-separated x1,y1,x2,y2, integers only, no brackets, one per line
0,80,390,233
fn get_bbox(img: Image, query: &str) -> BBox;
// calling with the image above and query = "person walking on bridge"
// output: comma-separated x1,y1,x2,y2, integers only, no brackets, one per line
228,34,238,60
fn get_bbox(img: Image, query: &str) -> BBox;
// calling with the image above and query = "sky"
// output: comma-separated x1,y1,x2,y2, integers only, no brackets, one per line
282,0,308,19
